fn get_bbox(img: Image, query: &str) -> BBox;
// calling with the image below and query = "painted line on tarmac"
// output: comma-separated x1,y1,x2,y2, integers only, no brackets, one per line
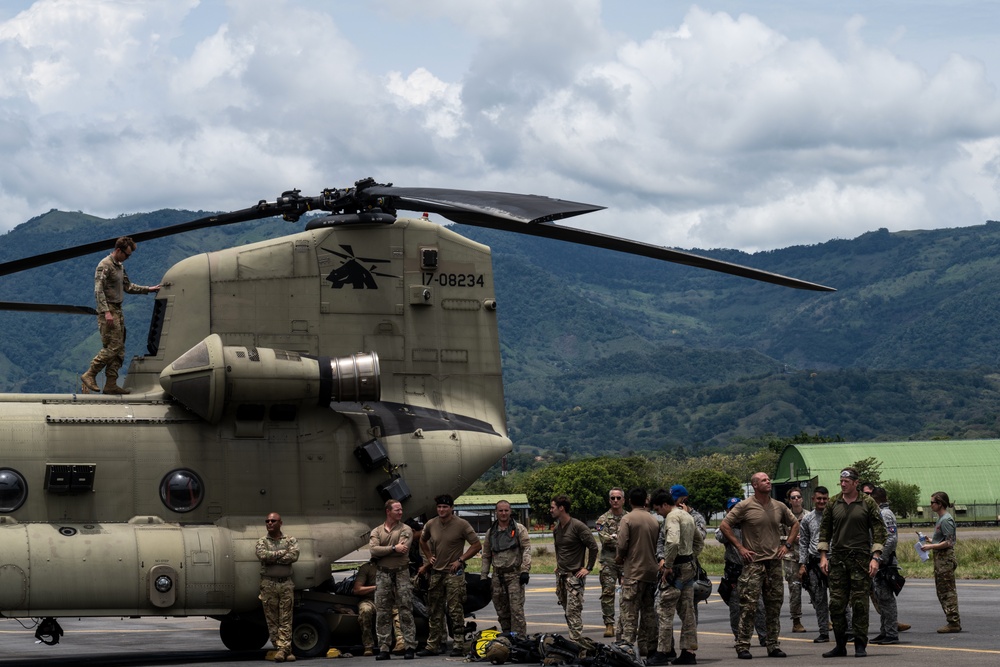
742,633,1000,655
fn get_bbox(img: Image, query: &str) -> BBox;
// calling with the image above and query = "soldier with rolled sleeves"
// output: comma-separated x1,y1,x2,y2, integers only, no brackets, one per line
255,512,300,663
481,499,532,635
615,487,660,658
369,499,417,660
551,494,599,643
418,494,481,657
650,489,704,666
818,467,887,658
718,472,798,660
80,236,160,394
596,487,627,637
798,486,831,643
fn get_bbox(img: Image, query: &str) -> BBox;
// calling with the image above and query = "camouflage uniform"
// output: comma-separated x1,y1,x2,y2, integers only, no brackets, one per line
369,521,417,651
421,515,480,653
780,508,804,624
932,511,961,627
872,503,899,641
255,533,300,655
717,525,767,642
818,491,887,645
355,562,379,651
553,516,598,642
481,519,532,635
722,497,797,654
616,508,660,655
89,253,155,386
797,508,830,636
657,506,705,654
595,508,625,626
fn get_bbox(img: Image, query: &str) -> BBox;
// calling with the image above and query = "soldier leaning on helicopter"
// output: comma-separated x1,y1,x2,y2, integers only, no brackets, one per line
256,512,300,663
80,236,160,395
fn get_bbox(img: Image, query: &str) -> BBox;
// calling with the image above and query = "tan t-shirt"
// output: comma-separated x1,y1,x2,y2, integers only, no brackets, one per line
724,496,797,561
422,515,480,571
615,508,660,583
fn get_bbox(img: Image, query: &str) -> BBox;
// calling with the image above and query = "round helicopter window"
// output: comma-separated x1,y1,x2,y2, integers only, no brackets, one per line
159,469,204,513
0,468,28,512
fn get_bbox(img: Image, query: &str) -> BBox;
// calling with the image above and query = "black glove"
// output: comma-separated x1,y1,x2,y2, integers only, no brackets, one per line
519,572,530,586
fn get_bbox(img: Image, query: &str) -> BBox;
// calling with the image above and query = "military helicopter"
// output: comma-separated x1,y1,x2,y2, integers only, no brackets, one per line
0,178,834,657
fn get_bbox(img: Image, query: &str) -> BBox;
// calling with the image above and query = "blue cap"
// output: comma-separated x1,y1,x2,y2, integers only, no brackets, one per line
670,484,689,500
726,497,741,510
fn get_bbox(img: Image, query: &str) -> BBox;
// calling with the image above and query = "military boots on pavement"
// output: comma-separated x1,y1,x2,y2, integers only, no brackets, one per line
821,630,848,658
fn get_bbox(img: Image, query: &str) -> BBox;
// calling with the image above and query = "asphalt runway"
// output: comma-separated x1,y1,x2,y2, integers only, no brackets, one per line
1,575,997,666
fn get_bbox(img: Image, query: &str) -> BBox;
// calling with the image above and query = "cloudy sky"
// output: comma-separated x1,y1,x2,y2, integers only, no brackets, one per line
1,0,999,252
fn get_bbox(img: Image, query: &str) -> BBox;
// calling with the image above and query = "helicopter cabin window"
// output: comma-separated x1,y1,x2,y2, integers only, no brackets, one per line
0,468,28,512
159,469,205,513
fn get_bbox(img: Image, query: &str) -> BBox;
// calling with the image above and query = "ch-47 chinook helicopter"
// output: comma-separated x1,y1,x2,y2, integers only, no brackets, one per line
0,178,834,656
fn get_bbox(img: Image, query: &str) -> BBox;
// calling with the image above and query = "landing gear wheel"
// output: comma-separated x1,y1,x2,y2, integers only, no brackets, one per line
292,610,330,658
219,615,269,651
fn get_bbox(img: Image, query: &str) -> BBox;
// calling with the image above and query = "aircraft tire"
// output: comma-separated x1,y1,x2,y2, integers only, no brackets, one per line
291,610,330,658
219,615,269,651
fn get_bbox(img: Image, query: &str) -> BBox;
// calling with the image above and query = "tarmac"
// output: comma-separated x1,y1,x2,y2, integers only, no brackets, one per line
0,574,997,667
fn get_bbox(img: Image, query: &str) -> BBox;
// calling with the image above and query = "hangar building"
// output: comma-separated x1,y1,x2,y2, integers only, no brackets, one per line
771,440,1000,522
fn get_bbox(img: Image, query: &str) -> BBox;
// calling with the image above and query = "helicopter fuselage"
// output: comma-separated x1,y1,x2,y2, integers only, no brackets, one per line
0,216,511,618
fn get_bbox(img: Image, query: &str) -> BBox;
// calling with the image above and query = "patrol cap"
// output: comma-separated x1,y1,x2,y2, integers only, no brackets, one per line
670,484,689,500
726,497,741,510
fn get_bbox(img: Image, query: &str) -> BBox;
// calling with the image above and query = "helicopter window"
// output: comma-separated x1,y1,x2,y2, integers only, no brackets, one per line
146,298,167,356
159,469,204,513
0,469,28,512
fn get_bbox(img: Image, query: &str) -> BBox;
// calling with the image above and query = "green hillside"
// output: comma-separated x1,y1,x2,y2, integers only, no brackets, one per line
3,209,1000,454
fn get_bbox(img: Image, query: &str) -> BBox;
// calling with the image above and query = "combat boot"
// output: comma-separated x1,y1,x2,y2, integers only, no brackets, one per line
822,631,848,658
792,618,806,633
854,639,867,658
80,362,101,393
937,623,961,633
103,370,131,395
604,624,615,637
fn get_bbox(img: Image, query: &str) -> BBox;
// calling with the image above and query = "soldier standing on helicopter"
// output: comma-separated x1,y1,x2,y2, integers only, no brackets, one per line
80,236,160,394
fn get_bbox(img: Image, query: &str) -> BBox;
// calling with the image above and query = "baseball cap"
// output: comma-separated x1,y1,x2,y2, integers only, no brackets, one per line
726,497,741,511
670,484,689,500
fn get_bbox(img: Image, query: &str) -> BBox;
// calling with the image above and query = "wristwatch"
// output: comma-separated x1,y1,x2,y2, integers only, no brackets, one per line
784,542,794,550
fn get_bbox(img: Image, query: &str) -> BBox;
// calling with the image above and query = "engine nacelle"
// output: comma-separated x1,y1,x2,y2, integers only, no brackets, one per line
159,334,380,423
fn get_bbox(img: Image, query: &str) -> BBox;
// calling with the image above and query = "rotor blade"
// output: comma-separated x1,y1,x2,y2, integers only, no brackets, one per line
366,186,606,224
447,215,837,292
0,302,98,315
0,204,287,278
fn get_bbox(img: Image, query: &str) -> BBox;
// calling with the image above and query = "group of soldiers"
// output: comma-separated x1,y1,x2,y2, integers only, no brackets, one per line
256,466,927,662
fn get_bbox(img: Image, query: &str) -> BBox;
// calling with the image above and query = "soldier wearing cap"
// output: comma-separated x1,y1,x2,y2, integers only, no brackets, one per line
418,494,482,656
670,485,707,539
818,467,887,658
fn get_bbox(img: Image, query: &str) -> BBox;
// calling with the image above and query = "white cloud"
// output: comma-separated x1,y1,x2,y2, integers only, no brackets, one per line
0,0,999,255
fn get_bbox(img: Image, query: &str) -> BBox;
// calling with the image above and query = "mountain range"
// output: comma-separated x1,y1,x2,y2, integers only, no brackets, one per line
3,208,1000,455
